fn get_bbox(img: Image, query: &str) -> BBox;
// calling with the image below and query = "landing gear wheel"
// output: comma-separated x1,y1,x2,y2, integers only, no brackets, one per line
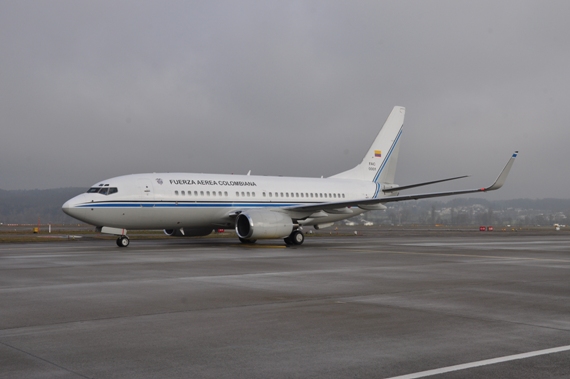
116,236,130,247
291,230,304,245
285,231,304,246
239,237,257,244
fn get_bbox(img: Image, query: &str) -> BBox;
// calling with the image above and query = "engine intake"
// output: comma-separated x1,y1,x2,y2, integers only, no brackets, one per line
236,210,293,239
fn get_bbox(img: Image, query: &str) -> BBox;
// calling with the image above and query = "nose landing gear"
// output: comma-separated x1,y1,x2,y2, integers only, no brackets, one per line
116,235,130,247
96,227,130,247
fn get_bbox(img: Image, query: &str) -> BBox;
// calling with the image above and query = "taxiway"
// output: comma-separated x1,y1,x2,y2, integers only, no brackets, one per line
1,232,569,378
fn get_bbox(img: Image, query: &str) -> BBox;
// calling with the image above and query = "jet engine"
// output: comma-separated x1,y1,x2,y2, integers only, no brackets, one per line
235,210,293,240
163,227,214,237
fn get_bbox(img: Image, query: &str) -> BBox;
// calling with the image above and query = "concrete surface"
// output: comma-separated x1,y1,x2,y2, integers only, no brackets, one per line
1,232,569,378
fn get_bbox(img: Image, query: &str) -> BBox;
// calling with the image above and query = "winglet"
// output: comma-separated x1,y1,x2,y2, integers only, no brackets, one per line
484,151,518,191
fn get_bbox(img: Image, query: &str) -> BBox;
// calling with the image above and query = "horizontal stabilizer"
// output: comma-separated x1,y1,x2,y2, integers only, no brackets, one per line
383,175,469,193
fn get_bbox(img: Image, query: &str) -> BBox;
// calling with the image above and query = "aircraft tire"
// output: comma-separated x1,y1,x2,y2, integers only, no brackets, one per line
283,236,293,245
239,237,257,244
117,236,130,247
290,230,304,245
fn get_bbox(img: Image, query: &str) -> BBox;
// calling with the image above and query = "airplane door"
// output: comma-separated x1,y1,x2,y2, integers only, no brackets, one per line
135,179,155,226
137,179,154,198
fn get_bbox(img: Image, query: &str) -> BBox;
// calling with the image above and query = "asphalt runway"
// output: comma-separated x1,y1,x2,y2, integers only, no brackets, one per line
1,232,569,378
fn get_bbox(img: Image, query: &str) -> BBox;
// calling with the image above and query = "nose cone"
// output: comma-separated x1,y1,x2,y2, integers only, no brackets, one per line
62,194,87,221
61,199,74,216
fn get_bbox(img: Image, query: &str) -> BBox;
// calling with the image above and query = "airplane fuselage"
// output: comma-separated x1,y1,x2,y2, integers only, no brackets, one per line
63,173,377,230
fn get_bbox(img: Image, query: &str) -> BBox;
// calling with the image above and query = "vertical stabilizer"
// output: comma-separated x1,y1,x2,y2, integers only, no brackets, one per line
330,106,404,183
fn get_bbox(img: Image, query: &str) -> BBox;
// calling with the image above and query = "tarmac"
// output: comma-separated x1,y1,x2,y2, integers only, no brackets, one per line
1,230,569,378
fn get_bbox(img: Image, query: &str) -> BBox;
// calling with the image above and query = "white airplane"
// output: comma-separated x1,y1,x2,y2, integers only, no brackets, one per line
62,106,517,247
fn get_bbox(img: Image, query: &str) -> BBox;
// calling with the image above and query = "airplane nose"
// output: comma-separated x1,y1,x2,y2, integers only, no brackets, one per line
62,195,87,220
62,199,74,216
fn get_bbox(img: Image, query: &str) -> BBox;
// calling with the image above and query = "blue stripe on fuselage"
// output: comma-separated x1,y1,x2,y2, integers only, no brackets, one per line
76,202,306,209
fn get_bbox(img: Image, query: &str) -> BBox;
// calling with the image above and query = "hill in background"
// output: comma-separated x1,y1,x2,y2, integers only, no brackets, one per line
0,188,84,224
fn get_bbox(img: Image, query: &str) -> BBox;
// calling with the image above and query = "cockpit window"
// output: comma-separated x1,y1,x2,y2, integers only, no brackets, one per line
87,187,118,195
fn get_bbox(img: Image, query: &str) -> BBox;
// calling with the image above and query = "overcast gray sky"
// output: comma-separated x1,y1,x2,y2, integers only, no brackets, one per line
1,1,568,199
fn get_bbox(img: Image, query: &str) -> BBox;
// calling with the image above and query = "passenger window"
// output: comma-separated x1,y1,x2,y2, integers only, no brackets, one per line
269,192,272,197
181,191,185,195
236,192,240,197
252,192,255,197
200,191,204,196
224,191,228,196
175,191,179,195
206,191,210,196
212,191,216,197
247,192,250,197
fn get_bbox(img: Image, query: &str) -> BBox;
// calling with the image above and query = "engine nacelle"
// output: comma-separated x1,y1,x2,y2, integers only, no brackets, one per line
235,210,293,239
163,227,214,237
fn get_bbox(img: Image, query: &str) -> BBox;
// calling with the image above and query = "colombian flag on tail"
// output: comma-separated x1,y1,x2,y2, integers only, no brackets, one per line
374,150,382,158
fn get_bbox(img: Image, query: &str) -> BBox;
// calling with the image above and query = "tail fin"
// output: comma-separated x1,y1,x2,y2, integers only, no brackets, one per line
331,106,404,183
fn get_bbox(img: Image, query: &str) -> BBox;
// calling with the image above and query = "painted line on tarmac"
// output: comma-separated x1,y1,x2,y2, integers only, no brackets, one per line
384,345,570,379
338,248,570,263
402,240,570,246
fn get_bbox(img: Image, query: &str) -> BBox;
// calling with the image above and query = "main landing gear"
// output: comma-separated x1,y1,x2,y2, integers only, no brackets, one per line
284,230,304,246
238,230,305,246
116,235,130,247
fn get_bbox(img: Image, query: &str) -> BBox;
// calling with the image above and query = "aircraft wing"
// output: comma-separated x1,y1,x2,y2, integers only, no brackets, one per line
285,151,518,214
